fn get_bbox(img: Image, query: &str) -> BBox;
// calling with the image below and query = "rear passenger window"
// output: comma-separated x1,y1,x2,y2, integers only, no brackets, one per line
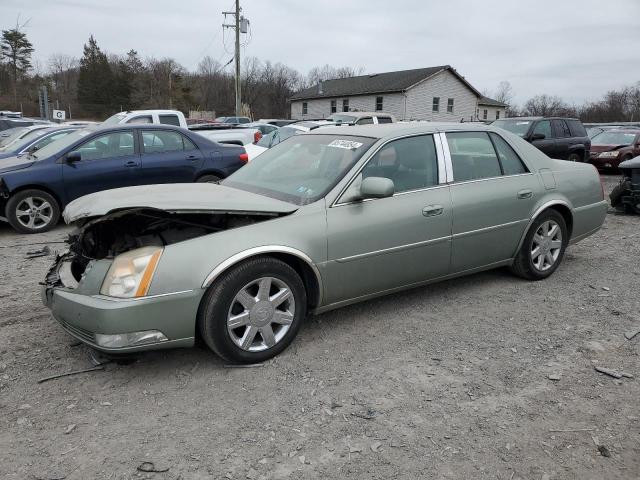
552,119,571,138
567,119,587,137
489,133,528,175
377,116,392,124
447,132,502,181
356,117,374,125
361,135,438,193
142,130,193,153
159,114,181,126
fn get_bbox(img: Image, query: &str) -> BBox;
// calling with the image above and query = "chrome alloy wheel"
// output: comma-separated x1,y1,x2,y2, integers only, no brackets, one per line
530,220,562,271
227,277,295,352
15,196,54,230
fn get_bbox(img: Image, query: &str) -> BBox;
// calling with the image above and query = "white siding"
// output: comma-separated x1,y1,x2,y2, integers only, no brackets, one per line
477,105,506,121
404,69,478,122
291,93,405,120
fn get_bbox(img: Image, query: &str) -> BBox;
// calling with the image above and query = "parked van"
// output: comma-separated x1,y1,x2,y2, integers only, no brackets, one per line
103,110,188,128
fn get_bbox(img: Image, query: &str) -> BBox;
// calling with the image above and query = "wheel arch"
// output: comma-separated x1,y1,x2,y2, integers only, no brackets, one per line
196,169,226,181
4,184,64,213
201,246,323,309
514,200,574,256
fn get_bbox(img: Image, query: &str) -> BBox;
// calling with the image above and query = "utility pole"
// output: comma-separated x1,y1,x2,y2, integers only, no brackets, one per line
223,1,248,117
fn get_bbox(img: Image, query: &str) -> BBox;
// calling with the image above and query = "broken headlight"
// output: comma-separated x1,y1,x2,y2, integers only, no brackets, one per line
100,246,163,298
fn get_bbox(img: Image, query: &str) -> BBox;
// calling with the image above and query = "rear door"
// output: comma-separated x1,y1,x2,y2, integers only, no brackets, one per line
62,130,140,201
445,131,541,272
551,119,572,159
138,129,203,184
530,120,557,158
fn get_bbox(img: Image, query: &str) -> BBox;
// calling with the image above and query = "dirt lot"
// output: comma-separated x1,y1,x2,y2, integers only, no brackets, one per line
0,174,638,480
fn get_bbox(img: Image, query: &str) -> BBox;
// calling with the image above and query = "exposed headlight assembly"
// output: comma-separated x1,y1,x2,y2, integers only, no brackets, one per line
100,246,163,298
598,151,619,158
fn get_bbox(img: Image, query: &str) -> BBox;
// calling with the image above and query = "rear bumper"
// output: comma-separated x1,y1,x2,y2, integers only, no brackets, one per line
570,200,608,245
42,286,201,353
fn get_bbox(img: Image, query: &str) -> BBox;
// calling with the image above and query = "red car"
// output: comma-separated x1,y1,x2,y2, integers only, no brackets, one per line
589,129,640,169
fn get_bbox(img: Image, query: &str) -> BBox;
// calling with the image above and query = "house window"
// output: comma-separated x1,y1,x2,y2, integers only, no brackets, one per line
342,99,349,112
432,97,440,112
302,102,308,115
447,98,454,113
483,109,488,120
496,110,500,120
375,96,383,111
330,100,336,113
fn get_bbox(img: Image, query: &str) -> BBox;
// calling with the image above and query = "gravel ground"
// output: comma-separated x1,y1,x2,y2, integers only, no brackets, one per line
0,175,638,480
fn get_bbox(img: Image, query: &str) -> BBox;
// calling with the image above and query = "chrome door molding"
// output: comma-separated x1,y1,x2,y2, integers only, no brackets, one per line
201,245,324,306
331,132,449,208
334,235,450,263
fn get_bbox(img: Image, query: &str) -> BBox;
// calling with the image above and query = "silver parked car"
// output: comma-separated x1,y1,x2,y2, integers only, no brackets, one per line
42,123,607,363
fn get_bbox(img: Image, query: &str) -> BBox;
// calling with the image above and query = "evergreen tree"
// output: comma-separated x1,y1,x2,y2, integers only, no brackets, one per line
77,35,115,116
1,25,34,106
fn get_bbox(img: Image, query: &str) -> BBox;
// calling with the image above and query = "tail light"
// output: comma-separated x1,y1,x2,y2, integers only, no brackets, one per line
593,164,605,200
239,152,249,162
253,131,262,144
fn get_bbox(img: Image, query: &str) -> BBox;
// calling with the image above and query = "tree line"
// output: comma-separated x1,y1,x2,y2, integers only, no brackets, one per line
1,24,639,122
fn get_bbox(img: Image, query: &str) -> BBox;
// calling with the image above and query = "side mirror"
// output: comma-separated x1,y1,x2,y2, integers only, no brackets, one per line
531,133,546,141
66,151,82,163
360,177,394,199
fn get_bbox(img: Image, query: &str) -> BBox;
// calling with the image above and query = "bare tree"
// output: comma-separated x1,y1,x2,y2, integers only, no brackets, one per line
523,94,576,117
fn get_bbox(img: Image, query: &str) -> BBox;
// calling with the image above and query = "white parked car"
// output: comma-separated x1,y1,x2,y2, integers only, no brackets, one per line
248,121,339,159
327,111,396,125
102,110,188,128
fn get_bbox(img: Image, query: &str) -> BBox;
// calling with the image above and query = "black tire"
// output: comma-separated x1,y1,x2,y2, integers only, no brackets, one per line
511,209,568,280
567,152,582,162
196,174,222,184
198,257,307,363
609,180,631,208
6,189,60,234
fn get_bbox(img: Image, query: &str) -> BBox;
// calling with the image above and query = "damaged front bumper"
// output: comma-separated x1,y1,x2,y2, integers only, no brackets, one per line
41,253,202,353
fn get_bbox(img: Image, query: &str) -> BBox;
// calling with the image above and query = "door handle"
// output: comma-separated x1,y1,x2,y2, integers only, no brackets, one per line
125,160,138,167
517,189,533,199
422,205,443,217
187,154,198,160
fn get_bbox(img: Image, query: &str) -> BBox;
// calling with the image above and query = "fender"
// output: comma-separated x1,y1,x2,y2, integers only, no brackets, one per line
201,245,324,305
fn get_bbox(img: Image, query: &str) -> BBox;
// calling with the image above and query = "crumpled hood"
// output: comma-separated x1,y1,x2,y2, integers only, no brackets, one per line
63,183,298,222
0,155,35,173
590,144,629,153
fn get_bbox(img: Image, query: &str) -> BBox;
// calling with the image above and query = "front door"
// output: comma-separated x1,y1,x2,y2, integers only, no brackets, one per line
530,119,557,158
445,131,540,272
62,130,140,202
324,134,452,305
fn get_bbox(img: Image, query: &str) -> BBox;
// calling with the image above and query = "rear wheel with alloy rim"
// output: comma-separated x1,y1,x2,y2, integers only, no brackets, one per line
6,189,60,234
567,152,582,162
511,209,568,280
198,257,306,363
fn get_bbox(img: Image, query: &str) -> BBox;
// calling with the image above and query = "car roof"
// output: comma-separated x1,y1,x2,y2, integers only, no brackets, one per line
88,123,187,133
307,122,496,139
330,111,393,117
497,116,580,121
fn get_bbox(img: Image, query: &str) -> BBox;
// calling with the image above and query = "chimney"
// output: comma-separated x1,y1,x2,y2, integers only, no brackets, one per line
318,81,323,95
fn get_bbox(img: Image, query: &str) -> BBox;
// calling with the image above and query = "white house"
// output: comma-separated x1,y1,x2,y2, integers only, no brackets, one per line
290,65,505,122
477,96,508,122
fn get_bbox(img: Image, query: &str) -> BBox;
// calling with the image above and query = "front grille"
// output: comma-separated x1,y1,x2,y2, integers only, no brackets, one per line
59,319,95,344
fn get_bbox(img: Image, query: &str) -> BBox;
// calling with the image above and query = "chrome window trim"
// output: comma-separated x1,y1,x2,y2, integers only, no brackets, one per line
201,245,324,306
331,132,447,208
448,172,535,187
439,132,454,182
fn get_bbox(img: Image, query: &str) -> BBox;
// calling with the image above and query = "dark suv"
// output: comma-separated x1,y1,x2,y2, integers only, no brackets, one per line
491,117,591,162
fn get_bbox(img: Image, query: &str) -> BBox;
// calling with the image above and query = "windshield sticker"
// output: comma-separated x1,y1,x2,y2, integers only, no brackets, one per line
327,139,363,150
516,122,529,125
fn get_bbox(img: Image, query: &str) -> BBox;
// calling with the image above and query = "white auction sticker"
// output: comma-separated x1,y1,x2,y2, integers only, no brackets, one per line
327,139,363,150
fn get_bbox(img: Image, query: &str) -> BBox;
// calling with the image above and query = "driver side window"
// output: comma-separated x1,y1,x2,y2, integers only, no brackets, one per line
76,132,135,161
532,120,551,139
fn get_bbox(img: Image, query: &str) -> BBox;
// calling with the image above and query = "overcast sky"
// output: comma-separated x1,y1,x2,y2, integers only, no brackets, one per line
2,0,639,105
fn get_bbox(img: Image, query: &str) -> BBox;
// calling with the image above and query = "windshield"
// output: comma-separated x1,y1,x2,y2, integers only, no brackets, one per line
592,131,637,145
256,126,300,148
492,120,532,137
31,128,92,158
0,127,29,149
102,113,127,125
223,134,376,205
328,114,356,123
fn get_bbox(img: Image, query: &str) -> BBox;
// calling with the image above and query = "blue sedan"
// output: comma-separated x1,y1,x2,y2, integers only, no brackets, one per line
0,124,248,233
0,126,78,160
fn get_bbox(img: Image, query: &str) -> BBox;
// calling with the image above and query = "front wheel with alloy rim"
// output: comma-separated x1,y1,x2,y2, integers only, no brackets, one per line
6,189,60,234
511,209,568,280
567,152,582,162
198,257,307,363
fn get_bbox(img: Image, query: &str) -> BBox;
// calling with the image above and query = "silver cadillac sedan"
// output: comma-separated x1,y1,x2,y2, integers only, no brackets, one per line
42,123,608,363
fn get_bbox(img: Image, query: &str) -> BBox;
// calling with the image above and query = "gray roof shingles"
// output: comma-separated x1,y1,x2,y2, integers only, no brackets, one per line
290,65,481,101
478,96,507,107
